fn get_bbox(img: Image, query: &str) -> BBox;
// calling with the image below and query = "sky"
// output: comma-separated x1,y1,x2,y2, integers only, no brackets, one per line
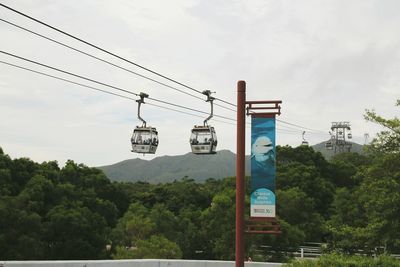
0,0,399,167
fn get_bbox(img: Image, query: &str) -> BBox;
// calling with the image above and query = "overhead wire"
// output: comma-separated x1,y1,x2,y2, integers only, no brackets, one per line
0,3,237,112
0,49,328,137
0,60,137,100
0,50,237,122
0,50,139,97
0,17,238,112
0,19,214,104
0,59,237,127
276,119,328,134
0,59,310,136
0,3,205,94
0,4,328,134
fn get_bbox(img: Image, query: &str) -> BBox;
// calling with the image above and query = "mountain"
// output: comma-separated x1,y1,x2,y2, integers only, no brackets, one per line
98,150,251,183
312,141,364,159
98,143,365,183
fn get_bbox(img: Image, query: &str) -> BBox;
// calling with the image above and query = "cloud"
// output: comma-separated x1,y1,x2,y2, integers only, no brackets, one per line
0,0,399,165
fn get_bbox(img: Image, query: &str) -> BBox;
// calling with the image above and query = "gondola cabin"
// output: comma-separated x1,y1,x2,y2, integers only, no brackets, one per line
131,126,158,154
301,140,309,146
301,131,309,146
325,141,333,150
190,125,217,154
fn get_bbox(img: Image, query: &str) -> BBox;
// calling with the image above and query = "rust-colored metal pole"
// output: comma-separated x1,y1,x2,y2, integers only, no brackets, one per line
236,80,246,267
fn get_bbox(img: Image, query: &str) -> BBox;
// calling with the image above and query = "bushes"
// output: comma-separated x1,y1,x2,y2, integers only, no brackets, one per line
285,254,400,267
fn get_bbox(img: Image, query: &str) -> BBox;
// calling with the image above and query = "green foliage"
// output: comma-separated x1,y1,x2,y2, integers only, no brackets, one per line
98,150,244,183
1,105,400,263
111,203,155,247
277,161,335,217
365,99,400,154
285,253,400,267
44,203,108,259
112,235,182,259
277,188,324,241
201,189,236,260
0,154,125,260
0,197,45,259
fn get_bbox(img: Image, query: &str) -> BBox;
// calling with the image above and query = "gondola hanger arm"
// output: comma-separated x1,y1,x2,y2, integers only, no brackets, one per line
202,90,215,126
136,92,149,127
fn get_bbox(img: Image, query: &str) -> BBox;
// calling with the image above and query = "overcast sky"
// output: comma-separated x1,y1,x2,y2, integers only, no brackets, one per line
0,0,399,166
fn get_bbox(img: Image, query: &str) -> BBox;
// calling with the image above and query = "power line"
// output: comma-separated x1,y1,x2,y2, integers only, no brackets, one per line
0,59,318,137
0,3,205,96
0,17,236,112
0,5,327,134
276,119,327,134
0,3,331,135
214,97,237,107
0,51,236,122
0,50,329,137
0,50,140,97
0,59,239,127
146,102,237,126
276,122,327,135
0,60,136,100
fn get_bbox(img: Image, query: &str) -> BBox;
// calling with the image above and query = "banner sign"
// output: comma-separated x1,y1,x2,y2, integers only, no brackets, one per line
250,116,276,218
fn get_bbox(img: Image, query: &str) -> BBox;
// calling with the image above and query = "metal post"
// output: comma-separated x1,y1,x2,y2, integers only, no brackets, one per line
236,80,246,267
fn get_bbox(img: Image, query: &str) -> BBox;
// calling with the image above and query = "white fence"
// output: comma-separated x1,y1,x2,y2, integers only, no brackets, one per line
0,260,282,267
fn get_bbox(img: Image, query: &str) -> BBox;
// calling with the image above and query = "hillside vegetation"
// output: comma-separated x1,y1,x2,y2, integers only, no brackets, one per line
0,100,398,262
312,141,364,160
98,142,363,183
1,143,399,261
98,150,251,183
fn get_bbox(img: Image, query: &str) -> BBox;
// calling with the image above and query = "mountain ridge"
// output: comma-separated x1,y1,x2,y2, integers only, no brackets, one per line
98,150,251,183
98,142,364,183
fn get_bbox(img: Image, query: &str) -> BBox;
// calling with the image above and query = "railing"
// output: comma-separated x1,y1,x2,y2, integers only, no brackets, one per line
0,259,282,267
259,243,400,260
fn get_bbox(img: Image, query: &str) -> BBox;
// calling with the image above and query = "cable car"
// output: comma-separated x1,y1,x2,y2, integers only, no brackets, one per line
325,141,333,150
190,125,217,154
326,131,334,150
131,92,159,154
301,131,309,146
131,126,158,154
190,90,217,155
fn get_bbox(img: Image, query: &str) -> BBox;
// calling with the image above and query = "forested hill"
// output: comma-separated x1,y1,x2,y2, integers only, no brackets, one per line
98,150,251,183
98,143,364,183
312,141,364,159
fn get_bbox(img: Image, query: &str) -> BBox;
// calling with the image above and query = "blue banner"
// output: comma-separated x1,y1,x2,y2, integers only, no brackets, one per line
250,116,276,217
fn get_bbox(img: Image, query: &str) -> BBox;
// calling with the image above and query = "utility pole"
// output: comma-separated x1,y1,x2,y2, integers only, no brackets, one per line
236,81,246,267
236,81,281,267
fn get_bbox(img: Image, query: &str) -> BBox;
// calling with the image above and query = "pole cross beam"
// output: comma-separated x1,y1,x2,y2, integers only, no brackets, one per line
245,100,282,116
246,217,282,235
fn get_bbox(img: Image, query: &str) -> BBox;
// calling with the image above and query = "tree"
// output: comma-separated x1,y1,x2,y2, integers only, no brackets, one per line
277,162,335,217
0,197,45,260
277,188,324,241
201,189,236,260
149,203,178,241
357,153,400,252
325,188,370,253
176,207,206,259
44,204,108,259
364,99,400,154
113,235,182,259
111,203,155,248
18,174,55,216
329,153,371,188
